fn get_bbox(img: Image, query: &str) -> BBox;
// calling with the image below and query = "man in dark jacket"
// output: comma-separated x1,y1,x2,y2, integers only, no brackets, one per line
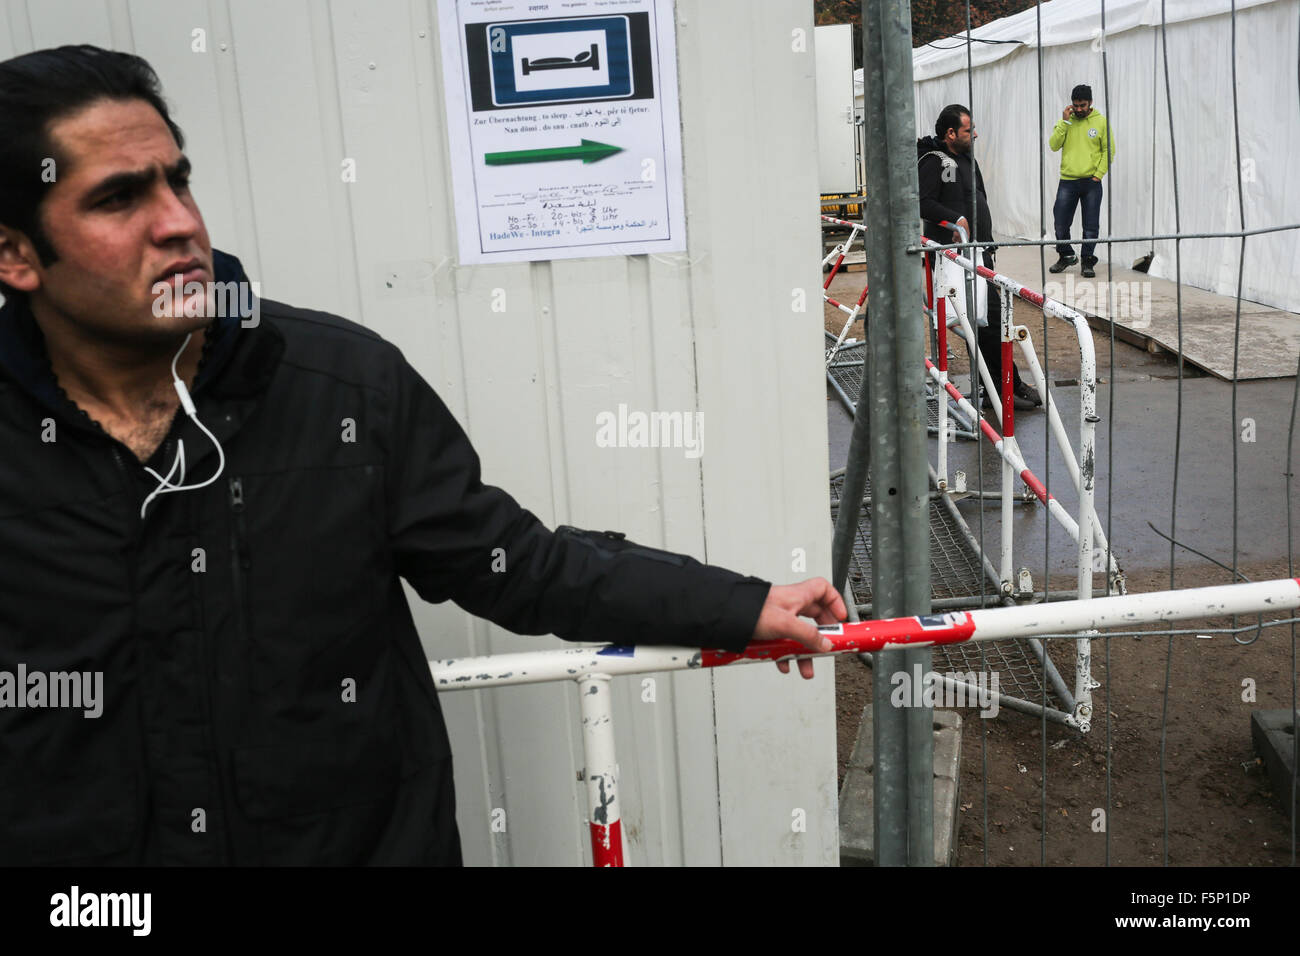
0,45,843,865
917,104,1040,410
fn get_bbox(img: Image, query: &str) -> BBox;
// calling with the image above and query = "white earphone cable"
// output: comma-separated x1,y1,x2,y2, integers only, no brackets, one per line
139,331,227,519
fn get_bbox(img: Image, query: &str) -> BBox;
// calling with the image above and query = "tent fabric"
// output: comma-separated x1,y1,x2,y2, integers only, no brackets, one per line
854,0,1276,87
854,0,1300,314
908,0,1276,82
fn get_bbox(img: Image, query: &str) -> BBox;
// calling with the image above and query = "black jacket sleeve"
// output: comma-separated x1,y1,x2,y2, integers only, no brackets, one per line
917,154,962,229
382,353,769,653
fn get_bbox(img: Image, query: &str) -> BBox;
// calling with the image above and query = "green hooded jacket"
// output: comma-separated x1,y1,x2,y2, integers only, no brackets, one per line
1049,109,1116,180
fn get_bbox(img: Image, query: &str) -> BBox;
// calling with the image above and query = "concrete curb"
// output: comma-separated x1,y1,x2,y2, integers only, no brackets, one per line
839,707,962,866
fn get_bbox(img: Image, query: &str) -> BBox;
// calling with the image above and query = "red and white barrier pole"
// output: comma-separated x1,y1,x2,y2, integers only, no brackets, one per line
431,577,1300,841
820,214,863,229
936,294,950,485
825,286,869,316
825,283,870,366
998,290,1016,589
822,223,862,289
820,215,869,365
924,244,934,312
431,580,1300,686
925,358,1087,550
577,674,623,867
707,577,1300,667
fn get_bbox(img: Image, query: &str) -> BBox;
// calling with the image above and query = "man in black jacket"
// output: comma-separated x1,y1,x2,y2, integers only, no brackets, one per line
917,104,1040,411
0,45,843,865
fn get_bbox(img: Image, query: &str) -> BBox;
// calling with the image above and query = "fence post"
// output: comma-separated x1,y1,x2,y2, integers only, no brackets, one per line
863,0,933,866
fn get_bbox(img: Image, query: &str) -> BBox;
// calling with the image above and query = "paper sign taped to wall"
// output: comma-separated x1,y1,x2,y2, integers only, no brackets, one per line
438,0,685,264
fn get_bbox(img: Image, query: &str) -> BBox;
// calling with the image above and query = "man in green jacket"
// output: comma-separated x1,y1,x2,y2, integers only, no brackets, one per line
1048,84,1115,278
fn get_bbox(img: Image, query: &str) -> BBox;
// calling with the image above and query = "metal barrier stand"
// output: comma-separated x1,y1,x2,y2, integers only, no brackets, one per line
431,578,1300,864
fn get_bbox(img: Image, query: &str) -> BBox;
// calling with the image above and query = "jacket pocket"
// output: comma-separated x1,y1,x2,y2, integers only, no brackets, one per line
0,766,138,864
231,722,443,865
233,724,405,821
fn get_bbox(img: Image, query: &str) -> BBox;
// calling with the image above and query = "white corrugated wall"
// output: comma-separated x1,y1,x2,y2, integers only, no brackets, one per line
1,0,838,865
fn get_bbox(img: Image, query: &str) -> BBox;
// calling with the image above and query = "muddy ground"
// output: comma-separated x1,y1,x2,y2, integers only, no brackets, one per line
833,561,1298,867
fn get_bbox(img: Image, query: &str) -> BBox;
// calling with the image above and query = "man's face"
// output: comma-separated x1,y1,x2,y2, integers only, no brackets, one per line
1071,98,1092,119
8,97,213,347
946,113,976,155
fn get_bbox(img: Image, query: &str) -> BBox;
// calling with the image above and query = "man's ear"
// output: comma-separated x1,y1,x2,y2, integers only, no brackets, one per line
0,226,42,294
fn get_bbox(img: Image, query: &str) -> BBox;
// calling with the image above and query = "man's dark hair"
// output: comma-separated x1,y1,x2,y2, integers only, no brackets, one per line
0,44,184,298
1071,84,1093,101
935,104,970,140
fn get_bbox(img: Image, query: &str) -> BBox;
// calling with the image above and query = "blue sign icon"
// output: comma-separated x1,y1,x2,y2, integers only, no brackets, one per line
486,16,633,107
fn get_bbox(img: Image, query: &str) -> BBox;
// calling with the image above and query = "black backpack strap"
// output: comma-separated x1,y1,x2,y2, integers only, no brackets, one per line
918,149,956,171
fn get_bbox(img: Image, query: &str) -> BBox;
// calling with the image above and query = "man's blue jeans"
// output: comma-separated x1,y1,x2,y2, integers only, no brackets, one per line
1054,177,1102,260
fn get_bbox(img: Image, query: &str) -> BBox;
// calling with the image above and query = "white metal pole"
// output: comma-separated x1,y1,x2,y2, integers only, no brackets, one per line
937,380,950,485
1014,333,1121,583
577,674,623,867
1071,299,1098,730
999,291,1015,591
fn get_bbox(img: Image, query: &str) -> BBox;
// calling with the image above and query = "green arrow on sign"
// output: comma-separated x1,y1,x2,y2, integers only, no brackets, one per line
485,139,624,166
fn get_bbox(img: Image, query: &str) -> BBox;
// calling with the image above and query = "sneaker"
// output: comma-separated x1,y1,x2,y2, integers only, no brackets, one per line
1049,255,1077,274
1081,257,1097,278
1014,380,1043,407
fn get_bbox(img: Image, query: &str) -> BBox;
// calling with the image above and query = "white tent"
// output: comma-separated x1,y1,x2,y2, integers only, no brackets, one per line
857,0,1300,313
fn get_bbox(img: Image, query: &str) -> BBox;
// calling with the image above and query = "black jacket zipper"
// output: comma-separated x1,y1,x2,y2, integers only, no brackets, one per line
110,443,150,863
110,446,143,540
221,475,252,864
228,477,251,659
114,441,230,863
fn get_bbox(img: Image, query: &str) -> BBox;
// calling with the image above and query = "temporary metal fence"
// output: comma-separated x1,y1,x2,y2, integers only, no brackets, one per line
821,214,869,366
827,333,979,442
925,224,1124,594
837,0,1300,869
824,213,980,442
827,220,1120,729
829,466,1078,724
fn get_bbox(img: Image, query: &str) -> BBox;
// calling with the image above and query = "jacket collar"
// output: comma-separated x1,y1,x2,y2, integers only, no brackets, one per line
0,248,284,428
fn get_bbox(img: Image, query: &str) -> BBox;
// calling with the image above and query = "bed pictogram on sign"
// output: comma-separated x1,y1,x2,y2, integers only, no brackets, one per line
481,16,637,108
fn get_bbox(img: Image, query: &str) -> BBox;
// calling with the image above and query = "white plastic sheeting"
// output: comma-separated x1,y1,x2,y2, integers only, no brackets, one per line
910,0,1277,81
857,0,1300,314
